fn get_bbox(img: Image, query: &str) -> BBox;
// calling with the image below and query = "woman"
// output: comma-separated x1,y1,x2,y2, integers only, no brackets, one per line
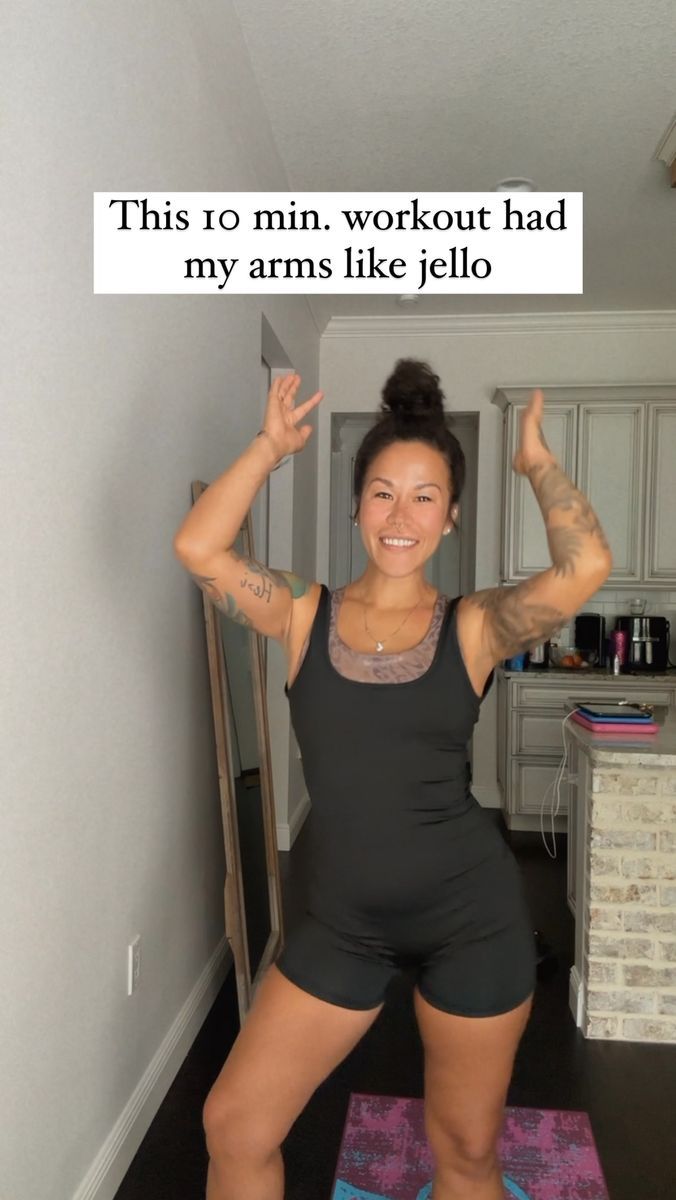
173,360,612,1200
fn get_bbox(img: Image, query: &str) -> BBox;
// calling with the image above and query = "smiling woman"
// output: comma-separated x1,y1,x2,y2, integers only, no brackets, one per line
172,358,610,1200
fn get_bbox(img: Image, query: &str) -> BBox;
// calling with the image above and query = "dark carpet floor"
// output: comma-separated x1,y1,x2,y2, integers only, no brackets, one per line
114,811,676,1200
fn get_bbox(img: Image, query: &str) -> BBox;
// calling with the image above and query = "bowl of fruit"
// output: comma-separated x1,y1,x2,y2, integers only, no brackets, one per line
548,645,596,669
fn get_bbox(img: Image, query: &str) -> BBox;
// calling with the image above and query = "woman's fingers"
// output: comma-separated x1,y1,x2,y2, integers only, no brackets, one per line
291,390,323,423
268,374,322,439
277,373,300,408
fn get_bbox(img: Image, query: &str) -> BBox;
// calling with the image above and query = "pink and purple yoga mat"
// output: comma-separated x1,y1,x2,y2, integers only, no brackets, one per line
331,1093,609,1200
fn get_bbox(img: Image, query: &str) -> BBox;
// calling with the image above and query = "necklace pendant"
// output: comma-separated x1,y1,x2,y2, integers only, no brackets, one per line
376,641,384,652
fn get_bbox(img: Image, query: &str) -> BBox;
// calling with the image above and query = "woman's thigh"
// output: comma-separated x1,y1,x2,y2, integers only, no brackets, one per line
203,963,384,1157
413,985,533,1159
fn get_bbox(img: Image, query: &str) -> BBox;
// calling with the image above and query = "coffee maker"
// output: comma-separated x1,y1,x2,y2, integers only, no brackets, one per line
614,614,671,672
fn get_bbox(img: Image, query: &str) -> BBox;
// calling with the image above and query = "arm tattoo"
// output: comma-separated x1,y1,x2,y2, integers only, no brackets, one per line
527,459,611,576
187,557,308,627
186,571,254,625
229,552,309,602
468,581,567,659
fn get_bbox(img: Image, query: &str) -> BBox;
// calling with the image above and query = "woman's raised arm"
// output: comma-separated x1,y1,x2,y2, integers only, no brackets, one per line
459,388,613,669
173,373,322,642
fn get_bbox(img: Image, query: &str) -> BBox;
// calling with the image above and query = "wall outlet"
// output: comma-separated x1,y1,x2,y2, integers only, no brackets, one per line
127,935,141,996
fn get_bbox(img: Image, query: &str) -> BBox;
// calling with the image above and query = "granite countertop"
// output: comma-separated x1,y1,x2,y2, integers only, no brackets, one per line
499,666,676,681
563,708,676,766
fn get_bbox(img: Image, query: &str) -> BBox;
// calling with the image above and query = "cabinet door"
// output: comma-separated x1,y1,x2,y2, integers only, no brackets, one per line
511,710,568,756
643,403,676,584
509,758,569,816
577,403,644,583
501,404,577,580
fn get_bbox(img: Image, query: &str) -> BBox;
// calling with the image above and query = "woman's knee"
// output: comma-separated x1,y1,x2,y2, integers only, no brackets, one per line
425,1113,500,1176
202,1090,278,1163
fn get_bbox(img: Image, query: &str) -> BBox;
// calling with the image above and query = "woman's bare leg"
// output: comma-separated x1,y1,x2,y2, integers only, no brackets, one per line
414,987,534,1199
203,964,384,1200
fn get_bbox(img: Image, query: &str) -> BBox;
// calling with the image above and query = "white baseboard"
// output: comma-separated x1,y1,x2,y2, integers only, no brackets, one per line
73,936,232,1200
277,789,311,851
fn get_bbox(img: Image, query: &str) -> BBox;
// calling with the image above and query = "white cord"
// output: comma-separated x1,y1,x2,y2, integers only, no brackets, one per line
539,710,576,859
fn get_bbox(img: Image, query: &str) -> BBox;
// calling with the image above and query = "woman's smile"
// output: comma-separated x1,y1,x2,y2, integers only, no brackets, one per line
379,535,419,551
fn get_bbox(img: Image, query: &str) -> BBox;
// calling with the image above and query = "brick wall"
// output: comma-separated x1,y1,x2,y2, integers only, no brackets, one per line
584,765,676,1041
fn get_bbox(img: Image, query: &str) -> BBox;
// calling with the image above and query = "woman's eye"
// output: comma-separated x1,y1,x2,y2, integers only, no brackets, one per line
373,492,432,501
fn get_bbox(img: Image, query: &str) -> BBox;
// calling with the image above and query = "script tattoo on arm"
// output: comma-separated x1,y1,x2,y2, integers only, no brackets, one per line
187,556,309,627
527,458,611,578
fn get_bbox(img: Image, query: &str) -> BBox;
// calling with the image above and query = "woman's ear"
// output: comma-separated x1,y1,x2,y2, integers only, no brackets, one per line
445,504,459,533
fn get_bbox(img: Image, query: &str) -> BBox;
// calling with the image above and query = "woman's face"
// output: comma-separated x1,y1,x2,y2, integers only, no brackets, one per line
357,440,457,571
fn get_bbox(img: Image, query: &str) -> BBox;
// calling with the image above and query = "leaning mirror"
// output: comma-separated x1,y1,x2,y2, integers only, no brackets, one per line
190,482,284,1021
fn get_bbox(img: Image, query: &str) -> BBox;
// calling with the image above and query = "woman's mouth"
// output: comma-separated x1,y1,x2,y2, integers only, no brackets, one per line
379,536,418,552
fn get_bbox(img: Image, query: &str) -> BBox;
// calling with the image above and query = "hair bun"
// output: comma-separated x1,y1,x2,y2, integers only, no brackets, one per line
380,358,446,423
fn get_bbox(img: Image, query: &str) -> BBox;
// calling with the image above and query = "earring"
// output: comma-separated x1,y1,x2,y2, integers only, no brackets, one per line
353,520,358,526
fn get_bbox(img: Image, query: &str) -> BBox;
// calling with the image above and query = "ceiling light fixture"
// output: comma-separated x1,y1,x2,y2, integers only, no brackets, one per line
494,177,537,192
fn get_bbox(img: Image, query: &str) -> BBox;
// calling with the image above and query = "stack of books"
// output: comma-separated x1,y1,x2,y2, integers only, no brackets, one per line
571,703,659,735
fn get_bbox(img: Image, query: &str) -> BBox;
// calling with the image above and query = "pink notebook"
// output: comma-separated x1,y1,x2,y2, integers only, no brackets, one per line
571,710,659,734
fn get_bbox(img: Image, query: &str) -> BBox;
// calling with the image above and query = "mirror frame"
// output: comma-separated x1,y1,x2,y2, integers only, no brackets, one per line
191,482,284,1020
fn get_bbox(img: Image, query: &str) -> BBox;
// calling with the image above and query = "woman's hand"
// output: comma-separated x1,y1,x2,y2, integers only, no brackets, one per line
260,373,323,462
512,387,556,476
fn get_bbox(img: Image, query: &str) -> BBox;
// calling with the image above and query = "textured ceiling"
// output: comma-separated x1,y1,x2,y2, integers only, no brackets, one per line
232,0,676,329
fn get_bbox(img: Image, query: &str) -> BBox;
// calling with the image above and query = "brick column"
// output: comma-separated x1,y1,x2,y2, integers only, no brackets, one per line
584,765,676,1041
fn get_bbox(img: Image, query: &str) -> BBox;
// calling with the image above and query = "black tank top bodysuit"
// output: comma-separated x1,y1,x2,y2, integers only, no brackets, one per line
283,584,509,959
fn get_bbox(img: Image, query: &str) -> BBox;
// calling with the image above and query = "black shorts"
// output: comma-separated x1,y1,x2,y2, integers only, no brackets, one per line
275,844,537,1017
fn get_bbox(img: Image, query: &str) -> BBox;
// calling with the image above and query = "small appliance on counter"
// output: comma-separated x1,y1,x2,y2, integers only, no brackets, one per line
528,639,550,669
574,612,606,668
613,613,671,672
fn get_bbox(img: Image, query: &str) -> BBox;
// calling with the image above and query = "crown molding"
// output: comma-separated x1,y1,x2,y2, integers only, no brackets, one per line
492,383,676,410
321,311,676,338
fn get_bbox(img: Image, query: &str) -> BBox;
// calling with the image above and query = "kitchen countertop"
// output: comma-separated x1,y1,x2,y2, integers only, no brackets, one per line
562,706,676,766
499,666,676,681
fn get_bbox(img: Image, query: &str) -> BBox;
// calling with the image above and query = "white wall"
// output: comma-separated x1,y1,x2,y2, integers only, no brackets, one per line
2,3,318,1199
318,320,676,806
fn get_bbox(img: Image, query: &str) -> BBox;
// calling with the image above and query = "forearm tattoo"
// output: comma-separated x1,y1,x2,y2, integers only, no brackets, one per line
187,557,308,627
466,457,612,659
527,458,611,576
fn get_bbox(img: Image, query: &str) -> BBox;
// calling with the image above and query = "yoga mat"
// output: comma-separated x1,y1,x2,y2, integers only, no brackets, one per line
331,1093,609,1200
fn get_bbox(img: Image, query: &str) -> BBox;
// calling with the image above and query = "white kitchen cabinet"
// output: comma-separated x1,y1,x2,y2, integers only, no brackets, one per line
509,757,570,817
643,404,676,584
498,401,577,579
496,671,676,831
492,385,676,588
577,403,645,584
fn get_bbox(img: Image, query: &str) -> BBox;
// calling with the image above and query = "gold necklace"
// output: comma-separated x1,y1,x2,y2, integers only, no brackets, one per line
362,591,426,652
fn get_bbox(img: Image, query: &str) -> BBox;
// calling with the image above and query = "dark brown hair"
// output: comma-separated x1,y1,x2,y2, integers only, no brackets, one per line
351,358,465,529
